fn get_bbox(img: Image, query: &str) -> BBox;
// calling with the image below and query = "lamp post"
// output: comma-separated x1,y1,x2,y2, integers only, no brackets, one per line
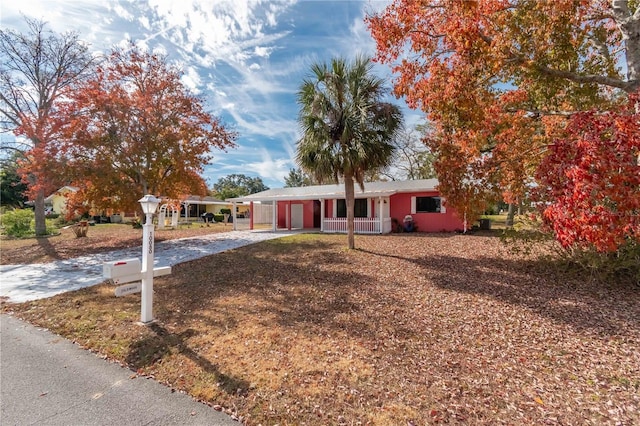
138,194,160,324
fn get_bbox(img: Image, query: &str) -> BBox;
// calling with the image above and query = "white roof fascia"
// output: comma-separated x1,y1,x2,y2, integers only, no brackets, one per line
226,179,440,203
228,189,398,203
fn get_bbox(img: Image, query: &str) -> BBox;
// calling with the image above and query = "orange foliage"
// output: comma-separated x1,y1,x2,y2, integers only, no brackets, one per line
55,45,236,213
367,0,632,229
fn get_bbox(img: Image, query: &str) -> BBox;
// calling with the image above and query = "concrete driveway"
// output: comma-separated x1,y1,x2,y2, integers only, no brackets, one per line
0,230,299,303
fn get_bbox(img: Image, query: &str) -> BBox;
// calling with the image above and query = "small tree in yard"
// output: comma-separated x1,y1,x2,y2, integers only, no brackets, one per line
296,56,402,249
0,209,34,238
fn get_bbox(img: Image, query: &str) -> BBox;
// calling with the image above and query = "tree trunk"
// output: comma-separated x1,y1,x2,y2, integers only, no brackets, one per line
612,0,640,93
34,188,47,236
505,203,515,228
344,174,356,250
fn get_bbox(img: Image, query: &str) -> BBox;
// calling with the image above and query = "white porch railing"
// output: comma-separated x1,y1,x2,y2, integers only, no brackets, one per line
323,217,392,234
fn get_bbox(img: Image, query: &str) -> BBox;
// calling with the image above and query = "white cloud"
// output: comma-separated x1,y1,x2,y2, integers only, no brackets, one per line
254,46,272,57
3,0,417,189
246,157,291,183
181,65,202,92
138,16,151,30
112,3,134,21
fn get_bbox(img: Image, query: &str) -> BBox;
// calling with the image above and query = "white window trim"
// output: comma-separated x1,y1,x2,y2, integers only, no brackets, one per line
413,195,445,213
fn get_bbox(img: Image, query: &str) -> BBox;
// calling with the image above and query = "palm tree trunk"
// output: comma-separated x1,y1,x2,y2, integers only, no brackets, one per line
345,173,356,249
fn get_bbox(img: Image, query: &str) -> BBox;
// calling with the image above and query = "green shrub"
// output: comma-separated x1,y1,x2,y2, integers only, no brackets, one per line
219,208,231,215
213,214,224,222
558,241,640,287
1,209,34,238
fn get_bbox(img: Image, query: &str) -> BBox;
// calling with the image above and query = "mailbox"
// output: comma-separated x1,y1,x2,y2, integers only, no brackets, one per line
103,258,142,284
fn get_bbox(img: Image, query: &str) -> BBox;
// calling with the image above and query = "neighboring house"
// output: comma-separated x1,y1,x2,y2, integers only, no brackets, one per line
41,191,249,222
179,195,250,219
227,179,465,234
44,186,79,216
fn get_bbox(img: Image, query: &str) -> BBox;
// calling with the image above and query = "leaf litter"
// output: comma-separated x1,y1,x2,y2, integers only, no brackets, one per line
2,231,638,425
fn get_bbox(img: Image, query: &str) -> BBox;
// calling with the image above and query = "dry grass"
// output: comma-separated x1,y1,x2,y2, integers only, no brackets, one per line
2,232,639,425
0,222,232,264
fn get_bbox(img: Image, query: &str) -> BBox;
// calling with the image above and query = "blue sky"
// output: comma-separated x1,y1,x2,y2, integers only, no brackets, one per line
2,0,424,189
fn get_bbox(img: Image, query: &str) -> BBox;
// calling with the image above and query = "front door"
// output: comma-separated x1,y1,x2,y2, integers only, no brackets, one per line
291,204,304,229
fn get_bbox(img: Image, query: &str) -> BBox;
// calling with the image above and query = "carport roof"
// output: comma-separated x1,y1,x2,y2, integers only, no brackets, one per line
226,179,439,203
181,195,228,205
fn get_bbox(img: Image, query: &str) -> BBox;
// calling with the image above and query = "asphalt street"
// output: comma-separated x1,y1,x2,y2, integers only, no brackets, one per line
1,314,238,425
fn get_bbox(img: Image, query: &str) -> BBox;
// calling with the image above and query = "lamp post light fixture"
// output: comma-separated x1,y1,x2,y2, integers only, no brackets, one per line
138,194,161,324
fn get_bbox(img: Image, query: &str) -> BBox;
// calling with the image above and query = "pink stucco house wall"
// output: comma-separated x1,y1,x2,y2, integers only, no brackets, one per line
228,179,465,234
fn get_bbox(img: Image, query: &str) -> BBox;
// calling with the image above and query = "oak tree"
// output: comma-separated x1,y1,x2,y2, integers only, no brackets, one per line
212,174,269,200
0,18,95,234
368,0,639,250
58,45,236,214
284,168,315,188
384,124,437,181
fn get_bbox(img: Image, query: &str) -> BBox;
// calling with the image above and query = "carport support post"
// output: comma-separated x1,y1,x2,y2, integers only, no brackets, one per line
139,195,160,324
249,201,254,230
232,202,237,230
272,201,277,231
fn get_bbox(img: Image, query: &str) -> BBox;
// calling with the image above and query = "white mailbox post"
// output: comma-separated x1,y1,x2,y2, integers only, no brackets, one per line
103,259,171,293
102,195,172,325
139,194,161,324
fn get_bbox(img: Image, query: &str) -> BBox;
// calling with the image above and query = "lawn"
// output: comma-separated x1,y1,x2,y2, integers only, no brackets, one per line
0,222,231,264
2,232,639,425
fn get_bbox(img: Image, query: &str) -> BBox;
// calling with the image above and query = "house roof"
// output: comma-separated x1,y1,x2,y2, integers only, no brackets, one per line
44,186,79,203
227,179,440,203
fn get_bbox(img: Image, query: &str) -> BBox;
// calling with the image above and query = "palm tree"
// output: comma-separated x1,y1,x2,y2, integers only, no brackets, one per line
296,56,403,249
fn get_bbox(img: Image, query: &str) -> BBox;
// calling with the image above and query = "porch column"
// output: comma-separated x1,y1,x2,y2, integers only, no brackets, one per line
272,201,277,232
287,201,292,230
379,197,384,234
249,201,254,230
320,199,325,232
232,202,237,230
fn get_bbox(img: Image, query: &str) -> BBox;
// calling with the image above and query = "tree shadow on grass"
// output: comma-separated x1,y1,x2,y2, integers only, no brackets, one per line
157,239,412,342
125,323,250,396
359,247,640,337
36,236,63,261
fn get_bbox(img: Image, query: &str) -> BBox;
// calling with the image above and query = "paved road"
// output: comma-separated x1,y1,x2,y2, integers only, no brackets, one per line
0,230,299,303
1,314,238,425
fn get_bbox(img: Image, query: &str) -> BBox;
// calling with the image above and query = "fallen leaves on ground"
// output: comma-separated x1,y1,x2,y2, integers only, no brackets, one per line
3,232,639,425
0,223,231,264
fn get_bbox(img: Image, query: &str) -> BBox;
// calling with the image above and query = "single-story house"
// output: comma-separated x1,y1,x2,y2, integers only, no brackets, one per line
42,190,248,223
227,179,465,234
44,186,79,215
179,195,250,219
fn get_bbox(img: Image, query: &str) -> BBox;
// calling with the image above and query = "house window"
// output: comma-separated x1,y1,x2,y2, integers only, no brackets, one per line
416,196,441,213
336,199,368,217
